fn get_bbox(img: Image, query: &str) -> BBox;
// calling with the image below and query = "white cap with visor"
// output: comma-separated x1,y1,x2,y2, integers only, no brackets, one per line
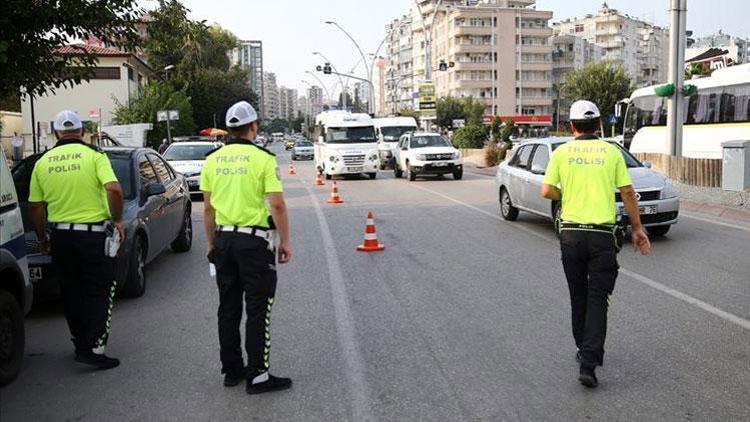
569,100,601,121
54,110,83,130
225,101,258,128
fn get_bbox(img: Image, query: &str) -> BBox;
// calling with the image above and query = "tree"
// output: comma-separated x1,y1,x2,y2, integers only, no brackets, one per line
685,62,712,79
436,96,467,129
0,0,144,98
562,60,632,130
187,67,258,129
453,124,487,149
462,97,486,126
112,82,195,147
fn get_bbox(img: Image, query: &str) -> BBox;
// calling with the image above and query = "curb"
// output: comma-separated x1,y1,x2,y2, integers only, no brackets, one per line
681,200,750,224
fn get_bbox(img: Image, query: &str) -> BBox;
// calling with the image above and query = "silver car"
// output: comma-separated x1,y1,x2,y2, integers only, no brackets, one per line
291,140,314,161
495,138,679,236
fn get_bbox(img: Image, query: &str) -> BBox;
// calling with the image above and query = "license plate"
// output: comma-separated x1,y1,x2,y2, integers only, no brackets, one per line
347,167,363,172
29,267,42,281
433,162,448,167
640,205,658,215
188,180,198,186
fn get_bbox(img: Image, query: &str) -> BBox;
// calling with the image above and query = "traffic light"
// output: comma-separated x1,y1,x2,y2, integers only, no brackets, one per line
323,63,332,75
438,60,447,72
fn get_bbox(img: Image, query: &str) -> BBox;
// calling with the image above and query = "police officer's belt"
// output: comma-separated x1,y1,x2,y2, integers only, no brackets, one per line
53,223,106,232
217,225,273,240
559,222,616,234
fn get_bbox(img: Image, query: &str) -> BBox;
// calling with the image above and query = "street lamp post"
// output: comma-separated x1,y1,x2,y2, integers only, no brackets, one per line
325,21,374,114
313,52,347,110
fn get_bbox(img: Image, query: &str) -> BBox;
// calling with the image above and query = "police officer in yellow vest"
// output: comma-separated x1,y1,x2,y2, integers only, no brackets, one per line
200,101,292,394
541,100,651,388
29,110,124,370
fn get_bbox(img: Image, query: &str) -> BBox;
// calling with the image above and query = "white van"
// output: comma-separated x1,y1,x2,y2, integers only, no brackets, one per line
374,116,418,169
314,111,380,179
0,149,33,386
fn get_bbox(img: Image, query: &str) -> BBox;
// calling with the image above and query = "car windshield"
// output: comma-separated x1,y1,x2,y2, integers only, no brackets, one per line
410,135,451,148
326,126,376,144
380,126,415,141
296,141,313,147
107,157,135,200
163,144,218,161
551,141,642,168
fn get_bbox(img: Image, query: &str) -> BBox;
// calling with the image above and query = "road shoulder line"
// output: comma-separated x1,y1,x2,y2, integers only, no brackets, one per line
302,181,374,421
410,183,750,332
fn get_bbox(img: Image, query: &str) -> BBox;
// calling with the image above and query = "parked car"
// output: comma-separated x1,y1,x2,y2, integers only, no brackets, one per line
12,147,193,299
0,149,33,386
291,140,314,161
162,141,222,194
393,132,463,181
495,138,679,236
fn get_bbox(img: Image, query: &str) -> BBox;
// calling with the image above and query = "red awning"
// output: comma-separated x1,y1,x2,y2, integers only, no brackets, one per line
483,115,553,126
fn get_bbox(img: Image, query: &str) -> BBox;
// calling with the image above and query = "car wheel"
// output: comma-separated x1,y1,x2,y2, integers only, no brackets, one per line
171,207,193,253
407,164,417,182
394,163,403,179
123,235,147,298
648,225,670,237
553,202,562,237
291,154,297,161
499,187,519,221
0,291,24,387
453,169,463,180
368,173,377,180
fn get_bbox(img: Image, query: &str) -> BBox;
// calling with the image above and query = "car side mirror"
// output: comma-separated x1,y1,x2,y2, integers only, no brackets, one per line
643,160,652,169
144,182,166,198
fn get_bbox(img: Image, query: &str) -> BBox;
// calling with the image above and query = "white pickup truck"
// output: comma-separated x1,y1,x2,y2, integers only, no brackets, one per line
314,111,380,179
394,132,463,181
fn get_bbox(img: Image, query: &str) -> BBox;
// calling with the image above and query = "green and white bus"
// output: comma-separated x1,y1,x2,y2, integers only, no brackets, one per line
625,63,750,159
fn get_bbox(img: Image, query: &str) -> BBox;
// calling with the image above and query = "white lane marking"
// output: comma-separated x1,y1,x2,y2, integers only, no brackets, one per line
681,211,750,232
410,183,750,332
303,182,373,421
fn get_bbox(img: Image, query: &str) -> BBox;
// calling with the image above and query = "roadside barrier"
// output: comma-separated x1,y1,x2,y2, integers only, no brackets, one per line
357,211,385,252
327,181,344,204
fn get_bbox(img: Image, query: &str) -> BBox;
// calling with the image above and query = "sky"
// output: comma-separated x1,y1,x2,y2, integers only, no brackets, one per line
140,0,749,98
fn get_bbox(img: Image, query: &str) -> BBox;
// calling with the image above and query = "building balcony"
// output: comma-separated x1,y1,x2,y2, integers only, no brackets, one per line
520,44,551,54
519,27,553,38
517,80,552,89
453,61,494,71
454,44,493,54
518,97,553,106
451,80,493,90
519,62,553,71
451,26,492,37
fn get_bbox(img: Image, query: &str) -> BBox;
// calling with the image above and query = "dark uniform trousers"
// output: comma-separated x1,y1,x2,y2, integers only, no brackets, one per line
213,232,277,377
559,230,619,368
51,228,116,352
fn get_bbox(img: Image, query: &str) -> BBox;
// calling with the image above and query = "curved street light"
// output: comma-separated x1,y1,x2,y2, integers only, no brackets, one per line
325,21,374,114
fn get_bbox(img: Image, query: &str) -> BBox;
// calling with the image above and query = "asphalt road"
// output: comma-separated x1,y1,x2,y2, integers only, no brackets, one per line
2,143,749,421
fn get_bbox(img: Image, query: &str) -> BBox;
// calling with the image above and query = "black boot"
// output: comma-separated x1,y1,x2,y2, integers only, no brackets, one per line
75,350,120,370
224,370,246,387
578,365,598,388
246,374,292,395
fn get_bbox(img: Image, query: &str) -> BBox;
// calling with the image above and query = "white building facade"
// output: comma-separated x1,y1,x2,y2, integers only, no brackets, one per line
230,40,264,118
263,72,280,120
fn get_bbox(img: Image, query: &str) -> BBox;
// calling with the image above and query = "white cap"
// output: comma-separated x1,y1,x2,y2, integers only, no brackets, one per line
569,100,601,121
225,101,258,127
54,110,83,130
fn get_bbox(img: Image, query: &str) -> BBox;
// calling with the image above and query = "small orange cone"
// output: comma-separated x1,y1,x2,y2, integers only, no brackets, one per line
314,172,325,186
327,181,344,204
357,212,385,252
288,163,297,175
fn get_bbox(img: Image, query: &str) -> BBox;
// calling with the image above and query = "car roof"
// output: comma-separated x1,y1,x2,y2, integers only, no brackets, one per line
102,146,155,157
410,132,442,137
166,141,220,146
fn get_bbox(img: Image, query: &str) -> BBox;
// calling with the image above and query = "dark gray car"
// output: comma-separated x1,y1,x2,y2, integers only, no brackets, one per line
12,147,193,300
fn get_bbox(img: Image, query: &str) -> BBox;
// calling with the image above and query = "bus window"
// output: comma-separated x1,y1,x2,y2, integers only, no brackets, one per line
728,84,750,123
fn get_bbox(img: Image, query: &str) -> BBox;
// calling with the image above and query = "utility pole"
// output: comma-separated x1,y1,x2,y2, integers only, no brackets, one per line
667,0,687,156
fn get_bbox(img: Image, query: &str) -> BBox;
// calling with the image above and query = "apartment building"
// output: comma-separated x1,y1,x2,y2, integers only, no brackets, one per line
386,0,554,122
385,15,416,115
230,40,264,118
552,3,669,87
686,30,748,66
552,35,604,126
307,85,324,117
278,86,298,120
372,58,388,116
263,72,280,120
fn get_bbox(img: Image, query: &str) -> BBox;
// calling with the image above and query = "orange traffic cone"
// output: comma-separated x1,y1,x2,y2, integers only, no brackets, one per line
327,181,344,204
288,163,296,175
357,212,385,252
314,172,325,186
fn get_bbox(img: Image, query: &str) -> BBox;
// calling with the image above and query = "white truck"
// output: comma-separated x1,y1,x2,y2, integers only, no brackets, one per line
313,111,380,179
373,116,418,170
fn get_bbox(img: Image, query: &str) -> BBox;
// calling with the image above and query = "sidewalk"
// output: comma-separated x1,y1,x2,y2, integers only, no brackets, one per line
463,163,750,224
